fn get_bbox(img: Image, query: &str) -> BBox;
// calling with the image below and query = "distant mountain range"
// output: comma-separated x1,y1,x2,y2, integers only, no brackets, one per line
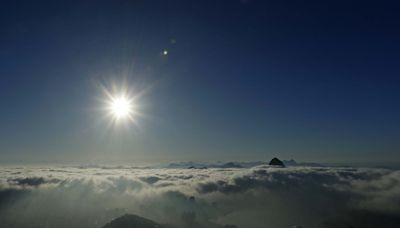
165,159,324,169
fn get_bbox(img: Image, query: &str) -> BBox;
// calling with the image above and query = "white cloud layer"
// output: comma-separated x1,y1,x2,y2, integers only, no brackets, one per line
0,165,399,228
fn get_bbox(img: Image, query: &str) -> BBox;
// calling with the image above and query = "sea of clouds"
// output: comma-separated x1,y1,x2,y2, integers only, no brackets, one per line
0,164,399,228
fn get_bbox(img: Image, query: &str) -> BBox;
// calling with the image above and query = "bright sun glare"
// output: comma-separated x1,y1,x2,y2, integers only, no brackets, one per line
101,83,140,125
110,96,132,119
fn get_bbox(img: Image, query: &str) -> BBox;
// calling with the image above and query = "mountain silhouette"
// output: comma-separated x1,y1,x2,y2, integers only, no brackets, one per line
269,157,285,167
102,214,175,228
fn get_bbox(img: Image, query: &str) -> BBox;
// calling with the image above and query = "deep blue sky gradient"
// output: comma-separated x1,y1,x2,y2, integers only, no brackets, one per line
0,0,399,163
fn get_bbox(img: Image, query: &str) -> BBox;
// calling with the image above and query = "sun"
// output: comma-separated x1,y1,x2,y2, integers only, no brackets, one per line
99,82,141,126
110,96,132,119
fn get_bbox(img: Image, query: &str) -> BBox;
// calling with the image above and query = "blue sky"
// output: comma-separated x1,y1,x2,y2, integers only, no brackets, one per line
0,0,399,163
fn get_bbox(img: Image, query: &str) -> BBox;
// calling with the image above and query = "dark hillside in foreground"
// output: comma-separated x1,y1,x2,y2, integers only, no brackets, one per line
102,214,175,228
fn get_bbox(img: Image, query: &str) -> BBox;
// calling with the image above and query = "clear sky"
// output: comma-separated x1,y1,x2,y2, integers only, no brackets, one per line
0,0,399,164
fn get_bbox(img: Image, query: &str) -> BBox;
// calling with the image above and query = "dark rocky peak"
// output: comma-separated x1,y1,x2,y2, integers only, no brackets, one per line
269,157,285,167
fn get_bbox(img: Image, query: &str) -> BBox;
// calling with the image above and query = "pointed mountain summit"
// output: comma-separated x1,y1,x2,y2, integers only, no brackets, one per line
269,157,285,167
